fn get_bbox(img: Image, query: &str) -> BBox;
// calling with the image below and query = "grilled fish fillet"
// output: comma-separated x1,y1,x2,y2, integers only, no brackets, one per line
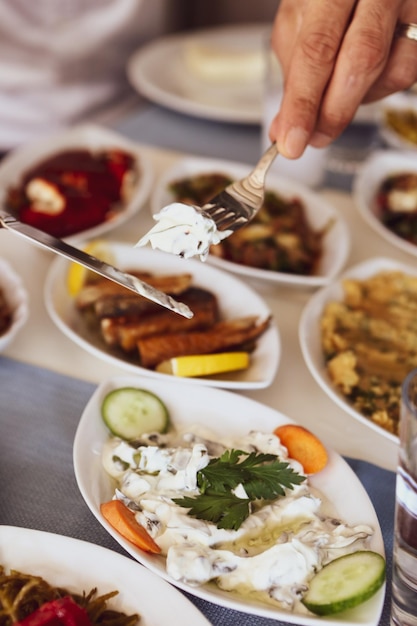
94,294,162,319
137,316,271,368
75,272,193,310
101,287,219,351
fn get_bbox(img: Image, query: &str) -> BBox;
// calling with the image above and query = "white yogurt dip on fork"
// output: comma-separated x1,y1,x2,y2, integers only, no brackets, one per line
136,202,230,261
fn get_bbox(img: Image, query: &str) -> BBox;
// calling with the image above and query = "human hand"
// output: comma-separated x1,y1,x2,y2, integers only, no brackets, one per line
269,0,417,158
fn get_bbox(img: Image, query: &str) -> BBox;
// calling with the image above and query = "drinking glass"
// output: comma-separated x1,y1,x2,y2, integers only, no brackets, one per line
261,46,329,189
391,368,417,626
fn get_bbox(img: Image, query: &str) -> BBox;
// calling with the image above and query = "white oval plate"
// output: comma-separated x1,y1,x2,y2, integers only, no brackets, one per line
0,525,210,626
74,373,385,626
378,91,417,151
44,243,280,390
0,123,153,244
127,25,268,125
150,156,350,288
298,256,417,444
353,150,417,258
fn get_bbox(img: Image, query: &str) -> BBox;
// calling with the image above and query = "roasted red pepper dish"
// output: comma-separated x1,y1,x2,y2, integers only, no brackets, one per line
375,172,417,246
6,149,137,238
169,172,326,276
0,565,139,626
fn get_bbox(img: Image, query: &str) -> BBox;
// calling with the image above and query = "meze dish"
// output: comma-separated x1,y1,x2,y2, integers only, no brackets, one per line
99,388,383,616
159,171,326,275
0,526,210,626
73,260,270,374
353,150,417,258
74,374,385,626
374,171,417,246
379,92,417,150
0,565,138,626
384,107,417,147
45,244,279,389
100,387,384,615
5,147,137,239
299,256,417,442
0,124,153,243
147,156,350,287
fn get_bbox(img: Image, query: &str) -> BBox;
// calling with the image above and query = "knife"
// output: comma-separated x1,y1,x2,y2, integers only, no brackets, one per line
0,211,193,319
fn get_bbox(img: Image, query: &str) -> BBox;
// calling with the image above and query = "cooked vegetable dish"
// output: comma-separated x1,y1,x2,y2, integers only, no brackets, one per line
385,108,417,145
0,565,139,626
169,173,326,275
321,270,417,436
375,172,417,245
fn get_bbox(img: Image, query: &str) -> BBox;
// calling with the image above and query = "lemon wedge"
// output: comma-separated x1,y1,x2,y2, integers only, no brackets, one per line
155,352,250,377
66,240,116,296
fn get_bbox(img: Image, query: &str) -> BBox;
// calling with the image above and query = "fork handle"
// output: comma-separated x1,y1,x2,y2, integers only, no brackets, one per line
248,142,279,186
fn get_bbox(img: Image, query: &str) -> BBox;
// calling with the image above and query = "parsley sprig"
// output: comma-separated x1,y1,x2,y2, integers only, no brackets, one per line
173,449,306,530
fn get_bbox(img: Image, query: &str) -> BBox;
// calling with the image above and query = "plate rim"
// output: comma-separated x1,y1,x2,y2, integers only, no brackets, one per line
298,255,417,444
73,372,385,626
44,242,280,390
0,123,154,244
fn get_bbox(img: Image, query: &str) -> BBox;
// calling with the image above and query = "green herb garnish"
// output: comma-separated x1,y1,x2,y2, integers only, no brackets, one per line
173,449,306,530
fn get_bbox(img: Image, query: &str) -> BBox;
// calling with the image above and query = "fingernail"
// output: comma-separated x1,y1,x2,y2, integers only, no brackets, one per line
282,127,309,159
310,131,333,148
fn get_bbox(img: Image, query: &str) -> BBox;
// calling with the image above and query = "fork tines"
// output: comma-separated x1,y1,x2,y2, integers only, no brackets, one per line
201,195,252,232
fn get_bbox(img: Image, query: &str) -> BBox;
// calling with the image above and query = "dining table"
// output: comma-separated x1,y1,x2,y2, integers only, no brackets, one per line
0,100,406,626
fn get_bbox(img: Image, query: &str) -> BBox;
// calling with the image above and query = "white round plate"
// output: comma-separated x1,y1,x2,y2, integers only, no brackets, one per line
298,256,417,444
74,373,385,626
0,525,210,626
378,92,417,151
127,24,269,124
150,155,350,288
0,123,153,244
44,243,280,390
353,150,417,258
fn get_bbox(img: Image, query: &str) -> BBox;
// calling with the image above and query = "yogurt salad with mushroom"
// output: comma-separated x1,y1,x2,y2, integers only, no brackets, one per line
100,388,383,617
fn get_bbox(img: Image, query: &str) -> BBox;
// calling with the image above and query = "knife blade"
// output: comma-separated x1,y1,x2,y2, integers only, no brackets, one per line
0,211,193,319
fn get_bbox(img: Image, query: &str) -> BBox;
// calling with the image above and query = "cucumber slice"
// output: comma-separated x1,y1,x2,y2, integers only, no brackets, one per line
101,387,169,439
302,551,386,616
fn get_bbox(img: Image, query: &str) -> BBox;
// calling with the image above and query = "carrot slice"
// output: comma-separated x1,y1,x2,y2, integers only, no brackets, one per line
274,424,328,474
100,500,161,554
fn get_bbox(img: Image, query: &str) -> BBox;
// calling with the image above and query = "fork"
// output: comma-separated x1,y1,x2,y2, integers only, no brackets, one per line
200,142,279,232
